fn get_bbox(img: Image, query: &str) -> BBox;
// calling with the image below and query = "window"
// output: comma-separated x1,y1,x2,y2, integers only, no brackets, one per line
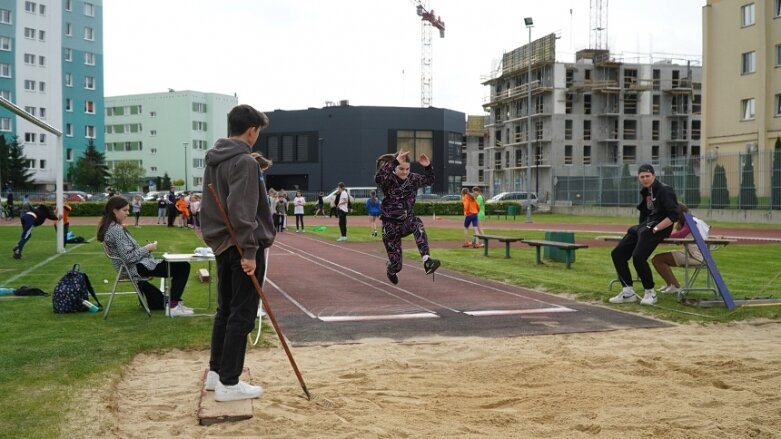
65,98,73,112
623,120,637,140
24,80,35,91
66,123,73,137
623,145,636,163
84,100,95,114
66,148,73,161
192,102,207,113
193,158,205,168
742,3,755,27
84,27,94,41
65,48,72,62
24,53,35,64
0,63,9,78
150,111,157,117
564,119,572,140
0,9,11,24
38,55,45,66
776,0,781,17
24,106,36,116
583,120,591,140
24,27,35,39
39,133,45,143
85,125,95,138
84,76,95,89
150,148,157,155
84,2,94,17
38,82,45,92
742,98,756,120
0,117,10,131
84,52,95,65
0,90,10,100
652,145,660,161
652,120,660,141
692,120,701,140
583,145,591,165
564,145,573,165
24,132,35,143
150,166,157,172
25,2,36,13
776,94,781,116
150,130,157,136
0,37,10,51
39,159,45,169
583,94,591,114
742,51,756,74
192,121,207,131
66,0,72,11
39,108,45,119
39,4,45,15
65,73,72,87
38,30,45,41
65,23,72,36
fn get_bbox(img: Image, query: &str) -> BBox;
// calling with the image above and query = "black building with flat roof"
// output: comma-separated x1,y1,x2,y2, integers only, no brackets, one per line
254,104,466,194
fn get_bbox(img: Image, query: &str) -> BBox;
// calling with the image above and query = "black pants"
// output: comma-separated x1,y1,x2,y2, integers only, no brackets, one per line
610,224,671,290
295,213,304,230
136,260,191,302
210,246,266,386
167,205,177,227
337,210,347,237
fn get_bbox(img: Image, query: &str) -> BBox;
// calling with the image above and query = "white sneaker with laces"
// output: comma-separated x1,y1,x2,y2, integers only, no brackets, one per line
661,285,680,294
214,381,263,402
640,289,657,305
205,371,219,391
609,287,637,304
178,303,194,313
168,304,194,317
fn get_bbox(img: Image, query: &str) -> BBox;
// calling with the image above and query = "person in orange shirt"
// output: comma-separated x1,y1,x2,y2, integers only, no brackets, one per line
461,188,482,248
57,201,72,247
175,195,189,228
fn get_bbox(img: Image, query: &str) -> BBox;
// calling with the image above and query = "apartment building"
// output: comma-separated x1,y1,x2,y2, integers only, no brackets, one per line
0,0,103,189
703,0,781,197
482,33,702,202
104,90,237,192
463,115,487,190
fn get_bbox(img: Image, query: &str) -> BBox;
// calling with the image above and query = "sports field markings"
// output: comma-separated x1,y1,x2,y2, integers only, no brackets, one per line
264,278,318,319
1,239,95,287
284,234,573,313
464,308,576,316
272,240,448,315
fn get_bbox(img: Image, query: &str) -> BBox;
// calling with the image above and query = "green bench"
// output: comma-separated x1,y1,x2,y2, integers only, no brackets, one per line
474,234,524,258
523,239,589,269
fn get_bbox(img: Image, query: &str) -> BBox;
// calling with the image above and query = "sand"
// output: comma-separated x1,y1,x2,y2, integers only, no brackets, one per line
72,321,781,438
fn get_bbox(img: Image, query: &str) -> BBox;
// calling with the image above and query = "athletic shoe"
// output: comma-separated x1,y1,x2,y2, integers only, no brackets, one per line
214,381,264,402
659,285,680,294
640,289,657,305
205,371,219,391
608,287,637,304
168,304,195,317
386,261,399,285
472,242,484,249
462,241,472,248
177,303,194,313
336,236,347,242
12,247,21,259
423,258,441,275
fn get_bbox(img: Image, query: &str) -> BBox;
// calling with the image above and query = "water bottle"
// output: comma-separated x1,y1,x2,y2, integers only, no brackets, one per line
0,287,15,296
82,300,99,313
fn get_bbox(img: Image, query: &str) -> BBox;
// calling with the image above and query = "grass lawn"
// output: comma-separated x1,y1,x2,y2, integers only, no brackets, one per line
1,218,780,437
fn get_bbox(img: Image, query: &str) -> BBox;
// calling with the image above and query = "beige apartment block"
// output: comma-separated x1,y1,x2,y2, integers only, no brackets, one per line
703,0,781,196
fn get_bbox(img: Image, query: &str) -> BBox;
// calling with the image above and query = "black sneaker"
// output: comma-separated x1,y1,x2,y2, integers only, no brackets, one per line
12,247,21,259
423,258,441,275
386,261,399,285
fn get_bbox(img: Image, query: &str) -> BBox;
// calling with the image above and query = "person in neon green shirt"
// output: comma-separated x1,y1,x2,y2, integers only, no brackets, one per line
473,187,486,237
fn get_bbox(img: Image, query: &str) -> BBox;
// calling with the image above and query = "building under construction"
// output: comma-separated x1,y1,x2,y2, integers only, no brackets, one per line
481,34,702,204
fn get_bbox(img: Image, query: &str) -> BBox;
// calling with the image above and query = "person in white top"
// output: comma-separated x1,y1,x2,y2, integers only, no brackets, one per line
189,194,202,230
336,182,349,241
293,191,306,232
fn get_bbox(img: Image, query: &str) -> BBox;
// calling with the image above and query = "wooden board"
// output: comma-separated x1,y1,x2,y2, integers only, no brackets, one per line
197,368,254,426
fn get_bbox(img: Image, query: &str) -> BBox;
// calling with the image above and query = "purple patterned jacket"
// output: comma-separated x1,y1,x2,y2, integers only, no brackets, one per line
374,158,434,222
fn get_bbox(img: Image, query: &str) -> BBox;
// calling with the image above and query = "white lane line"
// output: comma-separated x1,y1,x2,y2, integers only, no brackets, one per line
464,307,576,316
1,239,95,287
273,241,448,314
264,278,317,319
319,312,438,322
278,234,571,312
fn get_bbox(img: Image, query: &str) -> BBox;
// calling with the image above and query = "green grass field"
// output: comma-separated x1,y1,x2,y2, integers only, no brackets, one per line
1,218,780,437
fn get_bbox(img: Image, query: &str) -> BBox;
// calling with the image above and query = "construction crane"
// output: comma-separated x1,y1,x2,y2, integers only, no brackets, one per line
412,1,445,107
589,0,608,50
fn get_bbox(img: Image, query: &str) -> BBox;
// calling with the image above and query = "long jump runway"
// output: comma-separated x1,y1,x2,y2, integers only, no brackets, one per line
264,232,668,345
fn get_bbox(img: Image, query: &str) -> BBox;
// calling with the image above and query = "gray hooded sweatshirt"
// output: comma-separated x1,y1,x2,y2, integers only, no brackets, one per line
200,138,275,257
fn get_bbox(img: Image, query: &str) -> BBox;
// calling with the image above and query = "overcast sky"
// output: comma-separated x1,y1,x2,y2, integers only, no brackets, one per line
103,0,704,116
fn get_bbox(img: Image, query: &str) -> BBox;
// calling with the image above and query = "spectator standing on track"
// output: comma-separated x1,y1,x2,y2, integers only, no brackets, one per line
366,190,381,237
200,104,275,402
314,191,325,217
132,194,143,227
462,188,482,248
609,164,679,306
375,151,441,284
166,186,177,227
335,182,349,241
293,191,306,232
156,196,167,224
190,193,202,230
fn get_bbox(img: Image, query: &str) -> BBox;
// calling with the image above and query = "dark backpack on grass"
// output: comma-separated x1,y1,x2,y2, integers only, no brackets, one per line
52,264,102,313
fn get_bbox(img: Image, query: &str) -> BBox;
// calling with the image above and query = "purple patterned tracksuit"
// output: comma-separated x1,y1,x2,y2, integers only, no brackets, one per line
375,158,435,274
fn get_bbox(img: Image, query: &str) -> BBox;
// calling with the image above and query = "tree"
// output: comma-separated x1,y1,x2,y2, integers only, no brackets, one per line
69,140,110,192
162,173,171,190
111,161,146,192
0,135,34,190
711,164,730,209
172,178,185,187
738,153,758,210
772,137,781,210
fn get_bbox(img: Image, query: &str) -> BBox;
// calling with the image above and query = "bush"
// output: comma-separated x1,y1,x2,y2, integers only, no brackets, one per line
711,165,730,209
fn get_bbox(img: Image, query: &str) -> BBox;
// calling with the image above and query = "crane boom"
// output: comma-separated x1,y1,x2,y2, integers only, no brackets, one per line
413,1,445,107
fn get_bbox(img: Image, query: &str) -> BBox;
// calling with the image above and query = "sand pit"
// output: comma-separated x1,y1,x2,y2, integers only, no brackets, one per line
73,322,781,438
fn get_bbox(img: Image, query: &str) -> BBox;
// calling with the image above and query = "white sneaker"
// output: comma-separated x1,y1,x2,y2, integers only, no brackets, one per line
640,289,657,305
205,371,219,391
168,304,194,317
660,285,680,294
336,236,347,242
178,303,194,313
609,287,637,304
214,380,263,402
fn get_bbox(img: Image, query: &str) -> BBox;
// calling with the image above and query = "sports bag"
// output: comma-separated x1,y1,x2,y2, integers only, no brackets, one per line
52,264,102,313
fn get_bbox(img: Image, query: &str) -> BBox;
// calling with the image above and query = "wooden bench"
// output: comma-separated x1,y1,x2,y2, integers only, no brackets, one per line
474,234,524,258
523,239,589,268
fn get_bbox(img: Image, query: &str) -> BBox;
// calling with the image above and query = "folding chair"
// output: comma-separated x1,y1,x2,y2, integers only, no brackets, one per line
102,242,152,319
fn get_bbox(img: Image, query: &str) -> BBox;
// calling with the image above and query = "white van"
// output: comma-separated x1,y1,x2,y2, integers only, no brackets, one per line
323,187,378,206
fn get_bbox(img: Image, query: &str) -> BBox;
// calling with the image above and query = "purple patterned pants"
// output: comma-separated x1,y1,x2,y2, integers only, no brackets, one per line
382,215,430,274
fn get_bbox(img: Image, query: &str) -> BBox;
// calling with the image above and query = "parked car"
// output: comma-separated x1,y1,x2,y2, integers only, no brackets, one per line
440,194,462,201
144,191,163,201
323,187,377,206
416,193,440,201
486,191,538,208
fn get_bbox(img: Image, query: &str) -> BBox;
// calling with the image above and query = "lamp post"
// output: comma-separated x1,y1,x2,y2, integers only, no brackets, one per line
183,142,188,192
524,17,534,223
318,137,325,191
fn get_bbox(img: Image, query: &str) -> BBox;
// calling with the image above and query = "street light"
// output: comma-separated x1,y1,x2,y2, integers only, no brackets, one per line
525,16,534,223
318,137,325,191
183,142,188,192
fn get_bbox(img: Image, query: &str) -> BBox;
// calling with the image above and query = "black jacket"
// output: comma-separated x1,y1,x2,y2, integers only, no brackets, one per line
637,179,678,226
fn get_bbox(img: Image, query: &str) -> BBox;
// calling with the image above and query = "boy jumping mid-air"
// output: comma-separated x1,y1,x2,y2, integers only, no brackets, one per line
375,151,441,284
